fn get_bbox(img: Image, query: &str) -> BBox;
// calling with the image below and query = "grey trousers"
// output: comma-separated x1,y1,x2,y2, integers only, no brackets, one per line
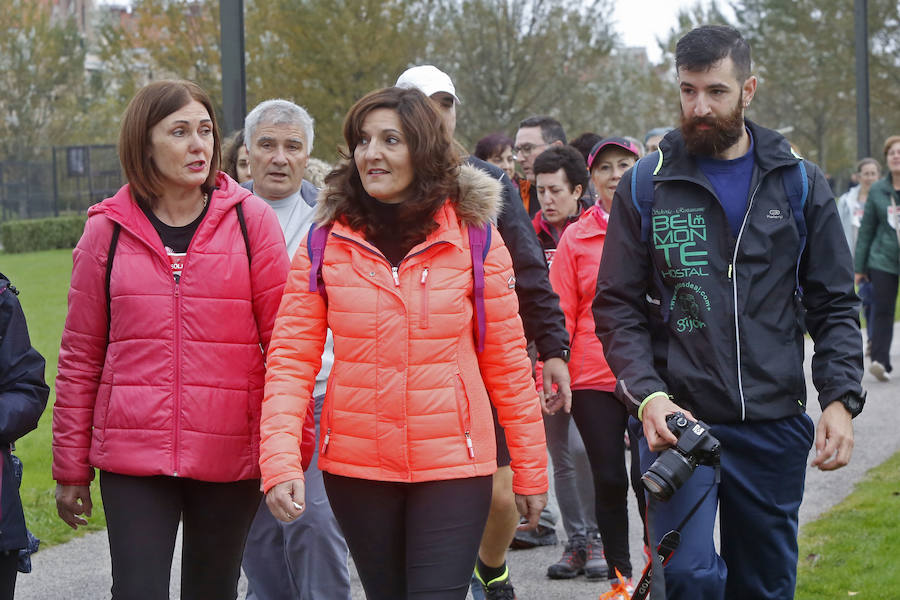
243,395,351,600
544,409,598,540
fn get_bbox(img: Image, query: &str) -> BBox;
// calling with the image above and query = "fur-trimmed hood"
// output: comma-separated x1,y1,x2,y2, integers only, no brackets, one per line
314,163,501,227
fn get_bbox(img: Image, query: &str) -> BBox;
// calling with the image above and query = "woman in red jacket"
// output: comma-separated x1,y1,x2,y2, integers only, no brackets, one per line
52,80,290,599
550,137,641,597
260,87,548,600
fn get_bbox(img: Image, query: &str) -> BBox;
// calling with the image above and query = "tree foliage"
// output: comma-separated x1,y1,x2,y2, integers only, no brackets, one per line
427,0,617,147
244,0,433,160
0,0,88,158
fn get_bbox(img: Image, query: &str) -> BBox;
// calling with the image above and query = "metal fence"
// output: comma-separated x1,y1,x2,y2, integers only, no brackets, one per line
0,145,123,221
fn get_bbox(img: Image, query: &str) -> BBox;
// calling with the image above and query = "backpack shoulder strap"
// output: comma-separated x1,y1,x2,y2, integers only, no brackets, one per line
467,222,491,354
631,152,659,243
629,152,673,322
307,223,332,297
781,159,809,293
235,201,252,269
106,222,121,342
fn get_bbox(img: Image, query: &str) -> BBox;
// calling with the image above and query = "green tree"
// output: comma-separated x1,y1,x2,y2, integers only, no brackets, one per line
0,0,88,159
245,0,432,161
428,0,617,147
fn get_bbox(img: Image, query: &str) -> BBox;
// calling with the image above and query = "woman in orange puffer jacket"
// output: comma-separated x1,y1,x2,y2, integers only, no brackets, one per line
260,87,548,600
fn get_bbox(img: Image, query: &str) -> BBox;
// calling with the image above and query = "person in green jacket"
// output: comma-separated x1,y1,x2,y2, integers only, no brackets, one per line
854,134,900,381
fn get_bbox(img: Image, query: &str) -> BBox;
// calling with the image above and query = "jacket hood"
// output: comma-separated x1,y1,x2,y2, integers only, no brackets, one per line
314,163,501,227
656,120,800,179
88,172,253,229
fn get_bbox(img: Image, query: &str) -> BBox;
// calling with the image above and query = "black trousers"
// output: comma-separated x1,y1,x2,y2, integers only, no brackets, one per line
324,473,492,599
99,471,261,600
869,268,899,371
571,389,633,578
0,550,16,600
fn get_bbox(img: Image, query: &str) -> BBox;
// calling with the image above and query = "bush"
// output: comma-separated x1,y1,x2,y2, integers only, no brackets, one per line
0,215,87,253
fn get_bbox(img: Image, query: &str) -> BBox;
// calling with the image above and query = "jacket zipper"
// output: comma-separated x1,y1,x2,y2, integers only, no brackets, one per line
419,267,429,329
454,375,475,460
730,180,764,422
173,280,182,476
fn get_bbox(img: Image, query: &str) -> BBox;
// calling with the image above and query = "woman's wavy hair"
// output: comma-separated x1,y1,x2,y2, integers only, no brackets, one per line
324,87,460,246
119,80,221,210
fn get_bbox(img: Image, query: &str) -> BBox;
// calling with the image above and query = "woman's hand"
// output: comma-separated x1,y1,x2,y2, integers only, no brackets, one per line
266,479,306,522
55,484,92,530
515,492,548,531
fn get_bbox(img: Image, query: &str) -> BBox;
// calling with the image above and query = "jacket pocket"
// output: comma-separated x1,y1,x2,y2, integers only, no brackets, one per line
453,374,475,460
419,266,430,330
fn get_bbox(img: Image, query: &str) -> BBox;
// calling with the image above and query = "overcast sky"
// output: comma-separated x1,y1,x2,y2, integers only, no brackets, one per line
613,0,734,62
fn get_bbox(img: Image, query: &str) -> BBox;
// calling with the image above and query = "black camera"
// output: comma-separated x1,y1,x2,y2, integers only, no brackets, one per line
642,412,721,501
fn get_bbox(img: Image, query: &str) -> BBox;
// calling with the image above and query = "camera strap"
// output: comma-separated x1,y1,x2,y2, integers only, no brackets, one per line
631,464,721,600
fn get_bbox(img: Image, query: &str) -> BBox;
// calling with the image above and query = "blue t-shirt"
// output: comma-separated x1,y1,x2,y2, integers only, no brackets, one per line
697,131,756,238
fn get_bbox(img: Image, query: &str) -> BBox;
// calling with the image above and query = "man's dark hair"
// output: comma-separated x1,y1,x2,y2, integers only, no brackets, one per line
518,116,567,145
532,145,588,193
570,132,604,165
676,25,751,83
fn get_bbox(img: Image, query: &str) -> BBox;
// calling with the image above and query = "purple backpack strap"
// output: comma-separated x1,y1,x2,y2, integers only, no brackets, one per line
467,222,492,353
307,223,331,296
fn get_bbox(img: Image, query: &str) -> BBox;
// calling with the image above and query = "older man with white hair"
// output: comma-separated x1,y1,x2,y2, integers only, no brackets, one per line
240,99,348,600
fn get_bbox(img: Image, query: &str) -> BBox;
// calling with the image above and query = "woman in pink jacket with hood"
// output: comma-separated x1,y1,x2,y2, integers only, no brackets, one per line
52,80,290,599
550,137,642,597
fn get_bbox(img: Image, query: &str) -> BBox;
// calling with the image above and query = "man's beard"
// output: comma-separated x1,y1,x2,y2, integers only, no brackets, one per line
680,98,744,157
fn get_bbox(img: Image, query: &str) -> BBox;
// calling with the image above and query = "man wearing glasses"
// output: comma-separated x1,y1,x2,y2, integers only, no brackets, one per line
514,116,566,216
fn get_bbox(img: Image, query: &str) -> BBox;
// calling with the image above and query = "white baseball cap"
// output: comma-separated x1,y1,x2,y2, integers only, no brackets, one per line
395,65,461,104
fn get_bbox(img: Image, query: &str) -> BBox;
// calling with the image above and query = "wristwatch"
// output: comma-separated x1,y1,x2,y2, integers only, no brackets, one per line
835,391,866,418
544,348,571,363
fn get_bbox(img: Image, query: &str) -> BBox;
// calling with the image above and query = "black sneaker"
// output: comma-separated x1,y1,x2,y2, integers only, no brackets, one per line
510,523,558,549
547,536,586,579
584,534,609,580
474,564,517,600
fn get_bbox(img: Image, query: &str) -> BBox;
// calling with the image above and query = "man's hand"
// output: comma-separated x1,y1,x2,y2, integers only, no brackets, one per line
641,394,696,452
56,484,92,530
515,492,548,531
266,479,306,522
811,401,854,471
540,357,571,414
854,272,868,285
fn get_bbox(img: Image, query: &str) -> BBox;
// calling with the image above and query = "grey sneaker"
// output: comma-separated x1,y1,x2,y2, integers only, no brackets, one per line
870,360,891,382
546,536,586,579
510,523,558,549
584,534,609,580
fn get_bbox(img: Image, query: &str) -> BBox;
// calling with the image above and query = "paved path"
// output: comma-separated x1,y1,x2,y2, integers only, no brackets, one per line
15,327,900,599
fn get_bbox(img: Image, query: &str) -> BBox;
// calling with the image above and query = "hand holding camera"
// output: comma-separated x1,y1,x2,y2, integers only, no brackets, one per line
642,412,721,502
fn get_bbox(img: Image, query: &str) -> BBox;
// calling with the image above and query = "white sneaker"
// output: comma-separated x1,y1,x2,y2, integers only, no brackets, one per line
870,361,891,382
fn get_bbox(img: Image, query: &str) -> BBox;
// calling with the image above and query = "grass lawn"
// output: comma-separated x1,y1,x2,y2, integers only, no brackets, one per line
796,450,900,599
2,249,107,546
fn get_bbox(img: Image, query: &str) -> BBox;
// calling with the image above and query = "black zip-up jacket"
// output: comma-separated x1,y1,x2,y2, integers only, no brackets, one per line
466,156,570,361
593,122,863,424
0,274,49,552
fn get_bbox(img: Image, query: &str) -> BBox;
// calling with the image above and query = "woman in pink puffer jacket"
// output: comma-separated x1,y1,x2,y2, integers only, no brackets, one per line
52,80,289,599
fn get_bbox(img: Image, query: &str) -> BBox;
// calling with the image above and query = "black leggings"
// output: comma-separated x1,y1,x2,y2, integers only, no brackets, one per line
571,389,633,578
324,473,492,599
99,471,261,600
869,268,899,371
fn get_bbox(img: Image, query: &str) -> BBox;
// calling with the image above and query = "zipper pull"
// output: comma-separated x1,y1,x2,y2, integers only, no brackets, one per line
391,266,400,287
420,267,429,285
728,263,733,280
321,427,331,454
465,431,474,459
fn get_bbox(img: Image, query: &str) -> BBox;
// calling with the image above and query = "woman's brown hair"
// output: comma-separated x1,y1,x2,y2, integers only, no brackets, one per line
118,80,221,209
883,135,900,160
323,87,460,246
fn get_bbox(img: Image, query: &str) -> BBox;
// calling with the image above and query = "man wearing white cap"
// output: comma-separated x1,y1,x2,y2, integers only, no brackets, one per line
396,65,573,600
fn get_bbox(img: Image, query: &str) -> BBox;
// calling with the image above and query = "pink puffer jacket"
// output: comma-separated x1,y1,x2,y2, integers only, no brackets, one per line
52,173,289,485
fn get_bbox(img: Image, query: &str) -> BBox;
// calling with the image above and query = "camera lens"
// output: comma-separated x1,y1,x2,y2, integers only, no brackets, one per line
642,449,696,501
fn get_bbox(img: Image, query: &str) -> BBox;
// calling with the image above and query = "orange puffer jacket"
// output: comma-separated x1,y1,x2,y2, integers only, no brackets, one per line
260,165,548,495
